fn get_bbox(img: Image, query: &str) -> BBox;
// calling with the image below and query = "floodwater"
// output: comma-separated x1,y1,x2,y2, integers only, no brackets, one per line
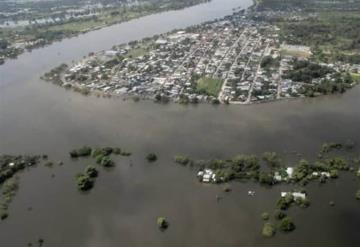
0,0,360,246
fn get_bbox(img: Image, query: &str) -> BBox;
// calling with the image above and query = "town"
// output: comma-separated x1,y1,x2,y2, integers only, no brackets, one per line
43,9,360,104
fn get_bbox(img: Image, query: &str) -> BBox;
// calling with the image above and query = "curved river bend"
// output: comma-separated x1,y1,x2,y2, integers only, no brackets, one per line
1,0,360,246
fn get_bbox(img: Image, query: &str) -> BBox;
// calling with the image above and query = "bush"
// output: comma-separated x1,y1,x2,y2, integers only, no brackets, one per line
356,190,360,200
273,210,286,220
279,217,296,232
262,152,281,168
259,172,274,185
76,174,94,191
0,210,8,220
146,153,157,162
295,198,310,208
100,157,114,167
277,194,294,210
262,222,276,237
261,212,270,221
85,166,98,178
157,217,169,230
174,155,190,165
70,146,92,158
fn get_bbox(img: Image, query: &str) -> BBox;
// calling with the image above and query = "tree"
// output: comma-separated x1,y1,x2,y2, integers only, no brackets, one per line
259,172,274,185
76,174,93,191
262,152,281,168
279,217,296,232
146,153,157,162
157,217,169,230
85,166,98,178
262,222,276,237
174,155,190,165
356,190,360,200
261,212,270,221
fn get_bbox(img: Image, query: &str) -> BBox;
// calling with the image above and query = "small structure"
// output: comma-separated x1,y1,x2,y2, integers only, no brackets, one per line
281,192,306,200
312,171,331,178
248,190,255,196
274,167,293,182
197,169,217,183
286,167,294,178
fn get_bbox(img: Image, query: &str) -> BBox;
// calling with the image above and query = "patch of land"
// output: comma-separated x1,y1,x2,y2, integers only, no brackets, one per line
43,8,359,104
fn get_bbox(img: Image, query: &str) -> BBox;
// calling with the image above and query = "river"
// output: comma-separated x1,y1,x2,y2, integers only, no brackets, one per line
0,0,360,246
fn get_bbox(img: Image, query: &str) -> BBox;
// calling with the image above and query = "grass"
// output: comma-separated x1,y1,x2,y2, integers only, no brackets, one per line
126,41,154,58
280,48,311,59
351,73,360,83
196,77,223,97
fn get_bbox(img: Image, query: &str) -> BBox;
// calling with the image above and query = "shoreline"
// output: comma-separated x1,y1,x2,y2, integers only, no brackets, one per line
41,4,358,106
0,0,211,67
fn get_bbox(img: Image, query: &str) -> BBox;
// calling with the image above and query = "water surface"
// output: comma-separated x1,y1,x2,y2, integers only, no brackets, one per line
1,0,360,246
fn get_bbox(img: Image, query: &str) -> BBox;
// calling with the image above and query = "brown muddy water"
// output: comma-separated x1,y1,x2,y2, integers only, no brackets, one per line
0,0,360,246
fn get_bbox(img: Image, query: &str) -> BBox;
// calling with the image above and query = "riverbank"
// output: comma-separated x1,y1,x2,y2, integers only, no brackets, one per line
0,0,210,66
41,8,359,105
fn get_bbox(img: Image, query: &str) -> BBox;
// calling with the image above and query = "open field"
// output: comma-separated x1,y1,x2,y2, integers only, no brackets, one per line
196,77,223,97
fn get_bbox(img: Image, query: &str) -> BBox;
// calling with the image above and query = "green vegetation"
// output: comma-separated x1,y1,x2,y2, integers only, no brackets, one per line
320,142,343,154
146,153,158,162
70,146,92,158
277,194,295,210
262,222,276,237
174,155,190,165
0,154,41,219
260,56,280,70
275,10,360,64
98,156,115,167
157,217,169,230
273,209,286,220
356,190,360,200
283,59,333,84
261,212,270,220
0,0,209,65
85,166,98,178
351,73,360,83
0,177,19,220
262,152,281,168
279,217,296,232
196,77,223,97
76,173,94,191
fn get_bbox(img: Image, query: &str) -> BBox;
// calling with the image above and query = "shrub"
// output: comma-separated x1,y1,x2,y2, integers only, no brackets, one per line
262,222,276,237
174,155,190,165
273,210,286,220
70,146,92,158
261,212,270,221
356,190,360,200
85,166,98,178
157,217,169,230
100,157,114,167
279,217,296,232
146,153,157,162
0,210,8,220
277,194,294,210
295,198,310,208
76,174,94,191
262,152,281,168
259,172,274,185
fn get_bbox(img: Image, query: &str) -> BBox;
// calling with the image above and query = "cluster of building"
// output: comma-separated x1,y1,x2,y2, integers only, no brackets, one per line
48,10,358,104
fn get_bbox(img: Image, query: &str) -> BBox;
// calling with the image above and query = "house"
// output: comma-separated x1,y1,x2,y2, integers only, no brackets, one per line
197,169,217,183
281,192,306,200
